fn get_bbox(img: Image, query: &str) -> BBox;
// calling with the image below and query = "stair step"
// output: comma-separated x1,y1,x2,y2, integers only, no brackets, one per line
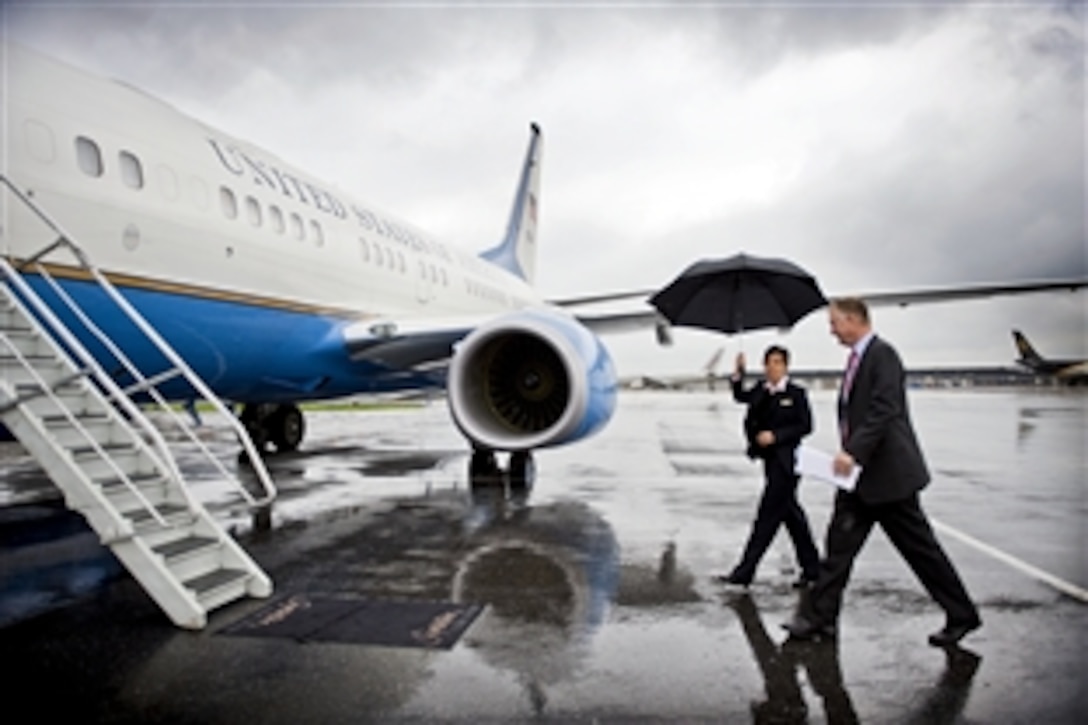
0,329,45,355
42,411,112,426
42,412,118,447
70,441,139,457
13,381,93,415
154,534,219,560
71,443,144,475
126,502,193,530
1,369,78,392
0,352,57,364
155,534,223,582
98,471,166,489
188,568,251,612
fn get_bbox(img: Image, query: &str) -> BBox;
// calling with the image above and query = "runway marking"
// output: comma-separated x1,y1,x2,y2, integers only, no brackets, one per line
931,517,1088,604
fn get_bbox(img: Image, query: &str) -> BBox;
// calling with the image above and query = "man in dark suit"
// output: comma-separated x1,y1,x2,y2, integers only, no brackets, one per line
717,345,820,588
783,297,982,647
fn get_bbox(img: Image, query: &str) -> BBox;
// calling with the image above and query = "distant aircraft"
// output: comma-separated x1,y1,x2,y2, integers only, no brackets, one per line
2,42,1084,487
1012,330,1088,383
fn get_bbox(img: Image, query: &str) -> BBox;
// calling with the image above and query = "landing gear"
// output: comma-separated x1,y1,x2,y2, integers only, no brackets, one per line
469,449,503,487
467,448,535,493
238,403,305,459
268,404,304,452
508,451,535,492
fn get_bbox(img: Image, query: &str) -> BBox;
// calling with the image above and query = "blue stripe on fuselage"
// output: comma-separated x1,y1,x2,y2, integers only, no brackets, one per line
22,277,442,403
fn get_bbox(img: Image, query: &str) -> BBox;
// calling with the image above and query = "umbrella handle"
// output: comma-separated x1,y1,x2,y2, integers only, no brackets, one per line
734,274,743,351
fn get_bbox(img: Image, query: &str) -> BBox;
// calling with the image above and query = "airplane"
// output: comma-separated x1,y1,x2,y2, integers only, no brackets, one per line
2,42,1085,490
1,42,641,487
1012,330,1088,383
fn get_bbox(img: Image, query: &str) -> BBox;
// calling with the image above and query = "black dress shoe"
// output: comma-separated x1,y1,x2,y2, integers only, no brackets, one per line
928,619,982,647
714,573,751,590
781,616,836,641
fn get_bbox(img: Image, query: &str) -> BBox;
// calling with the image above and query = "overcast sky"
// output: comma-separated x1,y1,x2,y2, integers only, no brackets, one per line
4,1,1085,374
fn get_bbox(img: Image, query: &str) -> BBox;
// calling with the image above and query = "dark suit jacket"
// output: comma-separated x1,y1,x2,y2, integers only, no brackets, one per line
733,377,813,471
840,336,930,504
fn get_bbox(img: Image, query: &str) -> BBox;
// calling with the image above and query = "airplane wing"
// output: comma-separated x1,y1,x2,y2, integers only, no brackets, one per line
569,310,676,345
847,277,1087,307
342,317,475,371
550,276,1087,309
553,276,1088,343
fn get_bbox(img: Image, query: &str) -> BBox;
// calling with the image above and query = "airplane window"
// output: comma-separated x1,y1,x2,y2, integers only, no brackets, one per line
310,220,324,247
359,238,370,261
75,136,103,177
269,205,285,234
289,212,303,239
157,165,179,200
189,177,209,210
219,186,238,219
245,196,262,226
24,120,55,163
119,151,143,189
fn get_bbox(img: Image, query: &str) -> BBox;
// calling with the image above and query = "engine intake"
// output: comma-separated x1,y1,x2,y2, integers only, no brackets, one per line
447,308,617,452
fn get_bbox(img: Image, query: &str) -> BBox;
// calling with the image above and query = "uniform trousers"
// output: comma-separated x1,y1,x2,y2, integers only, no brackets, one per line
732,455,820,583
805,490,979,627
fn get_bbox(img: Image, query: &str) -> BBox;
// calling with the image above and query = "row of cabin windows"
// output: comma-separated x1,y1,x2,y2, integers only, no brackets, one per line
75,135,326,246
218,186,323,246
356,236,450,287
71,133,455,287
465,278,508,303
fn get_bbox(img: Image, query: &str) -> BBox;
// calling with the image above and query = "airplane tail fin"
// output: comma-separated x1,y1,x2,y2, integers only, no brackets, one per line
480,123,543,285
1013,329,1043,364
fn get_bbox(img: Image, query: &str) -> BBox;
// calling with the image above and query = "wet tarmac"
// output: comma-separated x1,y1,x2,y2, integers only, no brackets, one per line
1,388,1085,723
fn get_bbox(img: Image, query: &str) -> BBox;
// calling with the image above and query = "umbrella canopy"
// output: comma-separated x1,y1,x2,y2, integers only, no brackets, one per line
649,253,827,335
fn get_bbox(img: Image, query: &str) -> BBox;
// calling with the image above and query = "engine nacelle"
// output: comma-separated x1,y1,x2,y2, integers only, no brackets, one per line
447,307,617,452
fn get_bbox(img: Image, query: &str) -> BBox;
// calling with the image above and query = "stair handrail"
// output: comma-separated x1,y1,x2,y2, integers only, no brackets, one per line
0,327,168,530
1,174,277,509
32,266,274,506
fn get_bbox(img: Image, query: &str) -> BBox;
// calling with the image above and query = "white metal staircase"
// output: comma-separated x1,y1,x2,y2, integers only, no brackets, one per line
0,175,278,629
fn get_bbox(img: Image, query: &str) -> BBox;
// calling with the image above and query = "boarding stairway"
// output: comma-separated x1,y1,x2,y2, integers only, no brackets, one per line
0,175,278,629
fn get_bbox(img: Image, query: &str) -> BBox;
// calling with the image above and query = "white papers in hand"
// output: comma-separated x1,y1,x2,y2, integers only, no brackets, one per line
795,446,860,492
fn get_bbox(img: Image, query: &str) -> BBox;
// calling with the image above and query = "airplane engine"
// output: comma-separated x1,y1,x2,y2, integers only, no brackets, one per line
447,308,617,452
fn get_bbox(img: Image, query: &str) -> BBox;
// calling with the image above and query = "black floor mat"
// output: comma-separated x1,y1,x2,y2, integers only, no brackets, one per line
219,593,485,649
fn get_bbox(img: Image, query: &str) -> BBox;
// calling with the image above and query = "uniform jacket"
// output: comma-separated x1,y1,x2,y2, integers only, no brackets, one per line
732,376,813,470
840,335,930,504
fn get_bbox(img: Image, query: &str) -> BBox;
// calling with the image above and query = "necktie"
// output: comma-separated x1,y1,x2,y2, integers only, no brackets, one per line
842,350,859,398
840,350,859,444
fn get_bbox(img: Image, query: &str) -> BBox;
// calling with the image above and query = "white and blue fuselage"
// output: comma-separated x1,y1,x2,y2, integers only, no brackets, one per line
2,44,617,457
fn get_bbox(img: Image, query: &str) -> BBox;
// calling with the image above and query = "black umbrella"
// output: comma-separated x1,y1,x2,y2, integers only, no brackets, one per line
649,253,827,335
